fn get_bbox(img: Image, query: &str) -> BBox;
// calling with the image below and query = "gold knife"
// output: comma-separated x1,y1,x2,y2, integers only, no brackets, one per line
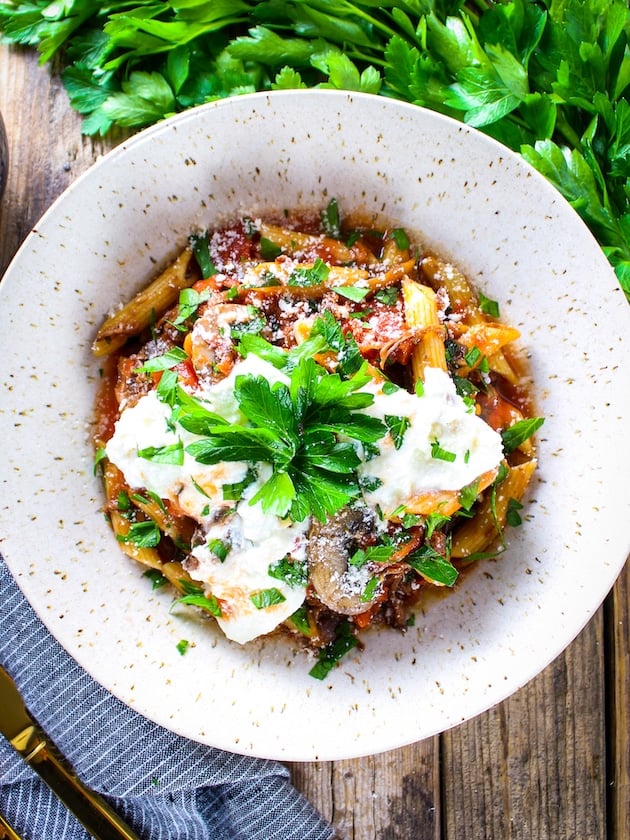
0,666,140,840
0,809,22,840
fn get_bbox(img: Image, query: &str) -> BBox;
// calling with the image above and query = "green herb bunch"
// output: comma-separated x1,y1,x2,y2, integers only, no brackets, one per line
1,0,628,295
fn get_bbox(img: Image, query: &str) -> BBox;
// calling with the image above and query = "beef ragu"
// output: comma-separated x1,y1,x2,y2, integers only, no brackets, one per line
93,200,542,679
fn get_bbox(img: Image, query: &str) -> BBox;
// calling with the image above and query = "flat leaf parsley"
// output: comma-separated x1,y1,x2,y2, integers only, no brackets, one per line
165,317,388,523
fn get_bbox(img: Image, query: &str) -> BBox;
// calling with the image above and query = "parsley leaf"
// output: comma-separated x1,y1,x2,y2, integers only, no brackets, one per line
384,414,411,450
268,556,308,587
250,588,287,609
171,592,222,617
407,545,458,587
309,620,358,680
501,417,545,453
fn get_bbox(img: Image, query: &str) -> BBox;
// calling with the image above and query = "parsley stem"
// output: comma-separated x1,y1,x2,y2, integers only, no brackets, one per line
343,4,398,40
554,115,584,155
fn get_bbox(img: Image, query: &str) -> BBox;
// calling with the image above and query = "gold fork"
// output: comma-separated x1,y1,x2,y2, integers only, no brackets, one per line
0,666,140,840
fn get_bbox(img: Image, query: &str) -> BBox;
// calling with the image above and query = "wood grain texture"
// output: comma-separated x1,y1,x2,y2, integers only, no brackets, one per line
608,564,630,840
289,740,440,840
0,47,112,274
442,613,607,840
1,40,627,840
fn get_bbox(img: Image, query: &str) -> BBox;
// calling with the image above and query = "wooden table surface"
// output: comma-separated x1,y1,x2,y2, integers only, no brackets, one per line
1,44,628,840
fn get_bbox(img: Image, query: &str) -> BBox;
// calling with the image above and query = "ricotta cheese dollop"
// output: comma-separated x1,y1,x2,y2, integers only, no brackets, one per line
356,366,504,515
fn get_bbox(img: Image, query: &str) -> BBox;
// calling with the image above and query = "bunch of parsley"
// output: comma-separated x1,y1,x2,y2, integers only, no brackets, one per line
1,0,628,296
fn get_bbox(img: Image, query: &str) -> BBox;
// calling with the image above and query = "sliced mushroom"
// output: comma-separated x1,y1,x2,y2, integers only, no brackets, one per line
307,505,379,615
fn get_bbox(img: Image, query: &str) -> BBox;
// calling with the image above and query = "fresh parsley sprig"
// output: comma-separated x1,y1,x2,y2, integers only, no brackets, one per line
185,356,386,522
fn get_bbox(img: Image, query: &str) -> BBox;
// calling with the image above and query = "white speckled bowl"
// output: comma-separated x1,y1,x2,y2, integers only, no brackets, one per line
0,91,628,761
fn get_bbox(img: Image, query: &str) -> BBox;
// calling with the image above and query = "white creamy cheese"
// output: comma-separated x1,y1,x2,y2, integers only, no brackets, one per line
186,471,308,644
104,389,249,521
357,367,504,514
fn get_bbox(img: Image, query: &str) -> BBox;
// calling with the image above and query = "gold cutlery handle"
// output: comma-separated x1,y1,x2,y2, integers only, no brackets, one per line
0,810,22,840
26,742,141,840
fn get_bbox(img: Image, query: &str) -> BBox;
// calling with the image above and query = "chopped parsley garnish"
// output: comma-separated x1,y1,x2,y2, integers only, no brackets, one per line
116,490,131,512
506,498,524,527
349,545,395,567
359,474,383,493
222,466,258,502
361,576,380,602
331,285,369,302
390,228,410,250
384,414,410,450
459,479,480,511
207,538,230,562
250,588,287,609
288,258,330,287
501,417,545,454
453,376,477,400
173,287,211,326
288,605,312,636
374,286,399,305
464,346,482,368
423,512,451,539
171,591,222,617
189,231,216,279
259,237,282,260
229,310,266,340
478,291,500,318
117,520,161,548
137,442,184,465
321,197,341,239
135,347,188,374
93,447,107,474
143,569,168,589
176,639,190,656
268,556,308,587
309,620,358,680
131,489,166,511
407,545,458,587
430,440,457,462
381,380,400,395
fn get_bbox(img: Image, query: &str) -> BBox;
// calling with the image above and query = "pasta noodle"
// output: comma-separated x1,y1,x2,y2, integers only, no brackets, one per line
93,203,541,675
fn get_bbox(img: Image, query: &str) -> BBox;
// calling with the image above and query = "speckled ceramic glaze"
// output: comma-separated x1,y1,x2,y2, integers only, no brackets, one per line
1,91,628,761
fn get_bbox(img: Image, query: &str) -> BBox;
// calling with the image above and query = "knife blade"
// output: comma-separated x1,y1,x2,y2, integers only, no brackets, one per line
0,666,140,840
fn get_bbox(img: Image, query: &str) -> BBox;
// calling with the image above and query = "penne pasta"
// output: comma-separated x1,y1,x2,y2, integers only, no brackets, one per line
401,276,448,381
93,201,542,672
102,461,163,570
258,221,379,265
93,248,197,356
450,460,537,559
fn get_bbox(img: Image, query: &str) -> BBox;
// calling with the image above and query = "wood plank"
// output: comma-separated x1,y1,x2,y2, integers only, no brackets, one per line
441,611,607,839
289,738,440,840
607,561,630,839
0,46,110,273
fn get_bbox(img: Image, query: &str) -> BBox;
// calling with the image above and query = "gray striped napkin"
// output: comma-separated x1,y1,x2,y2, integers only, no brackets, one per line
0,558,335,840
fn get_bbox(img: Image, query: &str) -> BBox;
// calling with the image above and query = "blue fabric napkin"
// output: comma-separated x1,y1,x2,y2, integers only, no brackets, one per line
0,558,335,840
